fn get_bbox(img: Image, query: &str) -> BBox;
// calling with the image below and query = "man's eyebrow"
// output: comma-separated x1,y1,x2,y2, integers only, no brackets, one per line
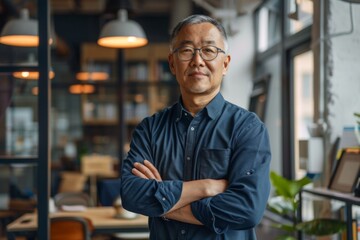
178,40,217,46
178,40,193,45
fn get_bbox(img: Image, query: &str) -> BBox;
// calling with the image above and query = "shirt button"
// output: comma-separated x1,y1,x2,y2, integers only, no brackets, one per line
186,156,190,161
181,230,186,234
162,197,166,201
184,113,187,116
190,127,195,131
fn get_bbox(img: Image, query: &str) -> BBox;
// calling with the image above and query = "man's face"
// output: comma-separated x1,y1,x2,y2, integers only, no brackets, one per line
168,22,231,97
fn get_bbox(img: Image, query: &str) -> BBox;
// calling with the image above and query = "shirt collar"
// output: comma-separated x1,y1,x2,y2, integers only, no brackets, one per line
205,93,225,120
174,93,225,121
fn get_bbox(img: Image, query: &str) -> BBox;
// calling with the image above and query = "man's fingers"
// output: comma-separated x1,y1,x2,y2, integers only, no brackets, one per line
131,168,148,179
133,162,156,180
144,160,162,181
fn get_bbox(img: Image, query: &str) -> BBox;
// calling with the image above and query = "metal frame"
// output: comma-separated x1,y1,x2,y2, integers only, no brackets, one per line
299,188,360,240
254,0,312,179
0,0,51,238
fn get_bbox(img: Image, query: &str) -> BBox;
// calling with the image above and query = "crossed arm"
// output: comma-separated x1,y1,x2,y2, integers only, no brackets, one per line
132,160,227,225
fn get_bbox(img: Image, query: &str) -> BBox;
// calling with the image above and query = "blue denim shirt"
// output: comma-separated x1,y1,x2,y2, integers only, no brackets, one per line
121,93,271,240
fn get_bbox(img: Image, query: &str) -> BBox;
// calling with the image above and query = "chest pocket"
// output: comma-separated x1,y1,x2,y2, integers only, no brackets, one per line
198,148,231,179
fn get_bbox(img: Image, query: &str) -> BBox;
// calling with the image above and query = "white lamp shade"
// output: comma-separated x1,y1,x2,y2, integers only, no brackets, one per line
97,9,148,48
0,9,38,47
12,54,55,80
0,8,54,47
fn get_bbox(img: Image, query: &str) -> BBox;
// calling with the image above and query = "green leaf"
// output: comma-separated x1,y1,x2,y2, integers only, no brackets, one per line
271,223,297,232
354,112,360,118
296,219,346,236
268,196,295,215
275,236,297,240
270,171,312,199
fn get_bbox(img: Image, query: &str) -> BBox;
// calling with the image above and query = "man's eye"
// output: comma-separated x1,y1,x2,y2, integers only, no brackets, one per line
181,48,193,53
203,47,216,53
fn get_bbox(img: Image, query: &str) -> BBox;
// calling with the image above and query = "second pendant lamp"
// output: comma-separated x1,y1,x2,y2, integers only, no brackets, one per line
97,9,148,48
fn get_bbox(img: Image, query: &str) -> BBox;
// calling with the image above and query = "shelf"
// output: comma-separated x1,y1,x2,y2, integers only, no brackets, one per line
0,65,39,73
302,188,360,205
0,156,38,164
83,120,118,126
300,187,360,240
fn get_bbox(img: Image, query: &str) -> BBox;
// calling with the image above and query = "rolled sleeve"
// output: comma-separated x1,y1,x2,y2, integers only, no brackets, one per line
191,118,271,233
121,119,183,217
121,173,183,217
191,198,229,234
154,180,183,212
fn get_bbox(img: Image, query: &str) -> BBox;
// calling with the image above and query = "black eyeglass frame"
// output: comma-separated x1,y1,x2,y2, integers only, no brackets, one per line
172,45,226,61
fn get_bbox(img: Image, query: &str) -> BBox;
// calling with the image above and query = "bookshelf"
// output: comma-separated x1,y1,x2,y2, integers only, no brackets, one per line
80,43,179,159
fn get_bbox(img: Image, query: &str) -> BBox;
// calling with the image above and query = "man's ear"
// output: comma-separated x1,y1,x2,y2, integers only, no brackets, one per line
222,55,231,76
168,53,176,74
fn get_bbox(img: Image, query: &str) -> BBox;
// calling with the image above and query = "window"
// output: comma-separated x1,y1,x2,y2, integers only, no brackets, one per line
293,49,314,178
256,0,281,52
287,0,313,35
255,0,314,179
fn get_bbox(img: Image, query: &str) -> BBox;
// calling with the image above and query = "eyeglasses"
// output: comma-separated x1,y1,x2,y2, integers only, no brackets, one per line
172,45,226,61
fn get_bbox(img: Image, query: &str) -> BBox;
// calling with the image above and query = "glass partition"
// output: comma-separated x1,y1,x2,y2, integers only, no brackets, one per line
0,73,39,157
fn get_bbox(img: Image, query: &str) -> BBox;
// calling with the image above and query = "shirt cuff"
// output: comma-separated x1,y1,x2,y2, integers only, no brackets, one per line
191,198,227,234
154,180,182,213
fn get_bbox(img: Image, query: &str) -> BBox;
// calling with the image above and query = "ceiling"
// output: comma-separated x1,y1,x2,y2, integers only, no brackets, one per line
0,0,262,71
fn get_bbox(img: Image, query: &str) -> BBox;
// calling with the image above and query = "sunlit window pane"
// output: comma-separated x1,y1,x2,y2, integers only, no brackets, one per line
294,50,314,179
257,0,281,52
287,0,313,35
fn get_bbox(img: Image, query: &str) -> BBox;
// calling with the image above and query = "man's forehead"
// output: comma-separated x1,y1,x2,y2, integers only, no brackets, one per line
175,23,224,46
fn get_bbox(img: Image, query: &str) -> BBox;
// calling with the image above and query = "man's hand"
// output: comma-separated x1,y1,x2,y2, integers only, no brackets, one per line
131,159,228,225
132,160,162,181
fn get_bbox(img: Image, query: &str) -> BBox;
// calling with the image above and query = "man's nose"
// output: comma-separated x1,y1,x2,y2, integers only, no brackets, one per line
190,49,204,66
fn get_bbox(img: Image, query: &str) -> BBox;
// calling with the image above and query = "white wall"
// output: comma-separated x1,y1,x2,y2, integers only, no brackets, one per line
326,0,360,142
221,14,254,109
221,14,282,174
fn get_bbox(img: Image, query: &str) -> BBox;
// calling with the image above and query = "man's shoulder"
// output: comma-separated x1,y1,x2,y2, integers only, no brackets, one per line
141,103,178,125
223,100,263,126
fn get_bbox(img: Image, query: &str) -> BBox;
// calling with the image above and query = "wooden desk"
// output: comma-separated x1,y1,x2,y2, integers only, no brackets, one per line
6,207,148,240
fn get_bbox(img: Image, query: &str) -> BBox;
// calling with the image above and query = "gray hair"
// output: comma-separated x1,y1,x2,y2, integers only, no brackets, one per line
169,14,228,52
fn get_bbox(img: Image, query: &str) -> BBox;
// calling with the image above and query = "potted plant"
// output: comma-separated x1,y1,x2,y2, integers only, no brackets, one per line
267,171,346,240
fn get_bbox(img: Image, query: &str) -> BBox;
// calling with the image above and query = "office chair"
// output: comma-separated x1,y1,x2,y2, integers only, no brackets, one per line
54,192,93,209
51,216,93,240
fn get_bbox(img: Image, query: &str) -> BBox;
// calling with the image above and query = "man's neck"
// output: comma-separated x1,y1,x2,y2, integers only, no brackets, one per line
181,91,219,116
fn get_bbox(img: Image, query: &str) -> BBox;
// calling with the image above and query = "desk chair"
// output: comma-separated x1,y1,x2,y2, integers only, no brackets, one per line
54,192,93,209
51,216,94,240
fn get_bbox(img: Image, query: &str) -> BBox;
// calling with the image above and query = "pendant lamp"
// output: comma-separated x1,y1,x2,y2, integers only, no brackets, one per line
76,63,109,81
97,9,148,48
69,84,96,94
12,54,55,80
0,8,54,47
76,71,109,81
0,8,38,47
